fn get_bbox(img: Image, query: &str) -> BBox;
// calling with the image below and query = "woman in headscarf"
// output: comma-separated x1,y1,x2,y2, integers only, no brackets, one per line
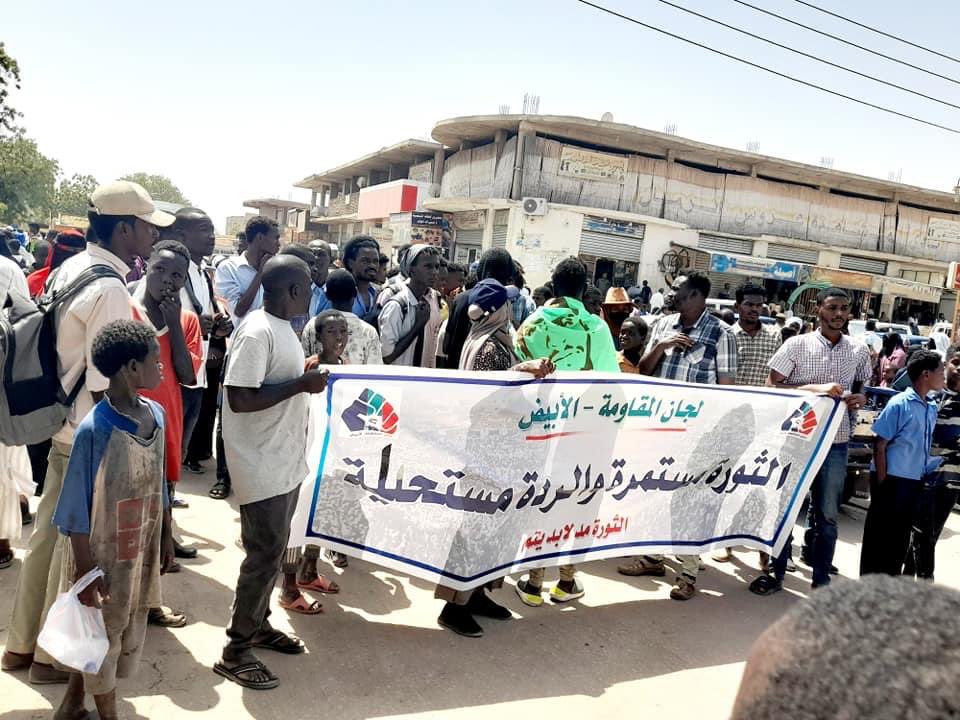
26,228,86,298
437,278,553,637
879,332,907,388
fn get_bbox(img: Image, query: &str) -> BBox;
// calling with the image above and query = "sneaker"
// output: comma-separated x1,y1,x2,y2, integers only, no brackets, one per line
785,558,797,573
514,578,544,607
550,578,585,603
437,603,483,638
183,461,204,474
171,497,189,509
670,576,696,601
467,591,512,620
712,547,733,562
617,557,666,576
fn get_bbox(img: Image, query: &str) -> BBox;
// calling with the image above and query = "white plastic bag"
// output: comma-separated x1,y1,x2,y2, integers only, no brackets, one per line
37,567,109,674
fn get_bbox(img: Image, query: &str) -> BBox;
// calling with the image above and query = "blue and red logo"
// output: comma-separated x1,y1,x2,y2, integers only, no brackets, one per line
341,388,399,435
781,401,818,438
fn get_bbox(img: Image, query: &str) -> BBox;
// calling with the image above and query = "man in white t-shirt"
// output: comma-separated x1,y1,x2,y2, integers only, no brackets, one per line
216,255,328,691
650,287,665,314
379,244,442,367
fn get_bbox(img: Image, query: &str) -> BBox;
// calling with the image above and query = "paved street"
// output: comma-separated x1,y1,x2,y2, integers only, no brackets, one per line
3,466,960,720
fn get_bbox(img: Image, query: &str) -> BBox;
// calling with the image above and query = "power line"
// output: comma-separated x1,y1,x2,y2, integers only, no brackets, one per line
793,0,960,66
731,0,960,87
654,0,960,111
573,0,960,135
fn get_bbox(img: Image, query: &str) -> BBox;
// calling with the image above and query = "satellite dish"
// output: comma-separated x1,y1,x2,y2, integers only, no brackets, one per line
601,112,614,122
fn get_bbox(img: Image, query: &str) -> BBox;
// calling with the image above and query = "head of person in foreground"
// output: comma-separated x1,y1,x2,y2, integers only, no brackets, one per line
732,575,960,719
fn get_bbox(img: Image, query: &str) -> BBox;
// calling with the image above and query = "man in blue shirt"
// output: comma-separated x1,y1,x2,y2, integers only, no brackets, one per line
214,216,280,324
860,349,944,576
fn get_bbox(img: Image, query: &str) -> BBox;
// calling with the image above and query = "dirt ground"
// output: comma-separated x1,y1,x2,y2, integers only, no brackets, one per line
3,467,959,720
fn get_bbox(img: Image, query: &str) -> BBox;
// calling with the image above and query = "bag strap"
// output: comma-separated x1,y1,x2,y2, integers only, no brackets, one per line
48,265,126,405
69,567,105,596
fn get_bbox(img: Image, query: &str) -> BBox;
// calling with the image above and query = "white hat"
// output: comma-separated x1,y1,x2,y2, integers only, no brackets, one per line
90,180,175,228
785,317,803,330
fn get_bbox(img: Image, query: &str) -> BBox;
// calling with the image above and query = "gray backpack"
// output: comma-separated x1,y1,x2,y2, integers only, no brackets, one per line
0,265,123,445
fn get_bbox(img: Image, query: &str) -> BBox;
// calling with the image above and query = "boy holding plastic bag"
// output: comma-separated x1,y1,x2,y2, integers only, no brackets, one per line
47,320,174,720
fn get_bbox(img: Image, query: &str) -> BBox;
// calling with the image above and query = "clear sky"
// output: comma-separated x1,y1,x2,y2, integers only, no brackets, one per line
5,0,960,231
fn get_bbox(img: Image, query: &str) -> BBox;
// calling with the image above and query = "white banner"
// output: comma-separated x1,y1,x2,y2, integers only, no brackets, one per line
290,367,843,591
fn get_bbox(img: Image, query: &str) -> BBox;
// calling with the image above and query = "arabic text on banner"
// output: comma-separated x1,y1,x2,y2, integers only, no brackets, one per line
289,367,843,591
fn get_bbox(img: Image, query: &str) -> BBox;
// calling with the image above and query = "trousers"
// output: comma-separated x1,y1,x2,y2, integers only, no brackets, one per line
860,473,924,577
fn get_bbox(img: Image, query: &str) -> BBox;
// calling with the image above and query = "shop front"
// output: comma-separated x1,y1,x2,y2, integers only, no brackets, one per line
877,276,942,325
578,215,644,291
789,267,875,319
451,210,486,267
706,253,805,305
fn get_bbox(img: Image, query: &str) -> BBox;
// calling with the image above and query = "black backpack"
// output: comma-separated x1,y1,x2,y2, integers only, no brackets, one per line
0,265,124,445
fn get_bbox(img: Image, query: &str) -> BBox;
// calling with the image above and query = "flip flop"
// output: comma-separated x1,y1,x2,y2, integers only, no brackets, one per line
252,629,307,653
213,660,280,690
749,574,783,596
278,595,323,615
297,575,340,594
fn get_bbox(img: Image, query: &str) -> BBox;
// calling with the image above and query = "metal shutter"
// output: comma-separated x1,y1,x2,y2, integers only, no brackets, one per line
766,243,818,265
699,234,754,255
491,225,508,249
456,229,482,246
839,255,887,275
579,216,645,262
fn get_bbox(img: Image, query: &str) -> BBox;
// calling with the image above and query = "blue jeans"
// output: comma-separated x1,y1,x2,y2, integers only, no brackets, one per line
773,442,847,587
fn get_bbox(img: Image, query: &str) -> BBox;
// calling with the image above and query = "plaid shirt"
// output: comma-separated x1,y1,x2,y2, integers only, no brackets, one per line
767,330,872,443
731,321,782,387
645,310,737,385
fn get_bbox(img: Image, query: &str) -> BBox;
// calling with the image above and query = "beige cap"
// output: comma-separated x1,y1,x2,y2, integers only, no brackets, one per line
90,180,175,227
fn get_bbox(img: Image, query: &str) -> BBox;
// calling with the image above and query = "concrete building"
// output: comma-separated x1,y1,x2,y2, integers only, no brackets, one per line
295,139,446,254
420,115,960,323
241,198,326,245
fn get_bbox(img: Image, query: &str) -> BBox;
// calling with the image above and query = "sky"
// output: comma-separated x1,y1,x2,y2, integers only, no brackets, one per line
5,0,960,231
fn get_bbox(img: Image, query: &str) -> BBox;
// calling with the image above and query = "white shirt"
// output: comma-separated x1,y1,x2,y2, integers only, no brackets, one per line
222,309,309,505
379,286,441,368
0,255,29,304
650,291,665,311
179,260,213,388
214,252,262,323
50,245,133,446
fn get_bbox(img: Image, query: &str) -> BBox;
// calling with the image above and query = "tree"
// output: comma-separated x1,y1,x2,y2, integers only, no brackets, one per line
55,173,100,216
120,173,190,205
0,133,58,224
0,43,21,136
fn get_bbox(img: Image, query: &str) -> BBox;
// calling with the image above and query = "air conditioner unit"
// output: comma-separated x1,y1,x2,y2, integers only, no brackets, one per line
522,197,547,216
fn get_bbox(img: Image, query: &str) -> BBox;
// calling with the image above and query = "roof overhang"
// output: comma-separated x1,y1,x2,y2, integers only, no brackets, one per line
432,114,959,212
242,198,310,211
295,139,443,190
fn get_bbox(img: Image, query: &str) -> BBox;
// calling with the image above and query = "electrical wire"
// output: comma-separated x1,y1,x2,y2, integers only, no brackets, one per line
793,0,960,66
654,0,960,111
731,0,960,87
573,0,960,134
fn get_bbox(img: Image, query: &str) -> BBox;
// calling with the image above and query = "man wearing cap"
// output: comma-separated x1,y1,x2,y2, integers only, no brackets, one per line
2,181,174,683
379,244,442,367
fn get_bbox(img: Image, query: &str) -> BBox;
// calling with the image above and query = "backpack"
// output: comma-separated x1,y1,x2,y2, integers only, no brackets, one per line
0,265,124,445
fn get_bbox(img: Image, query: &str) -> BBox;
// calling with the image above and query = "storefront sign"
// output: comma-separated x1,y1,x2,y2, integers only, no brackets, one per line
808,266,874,291
877,276,942,304
709,253,802,282
559,146,627,184
927,217,960,243
948,261,960,291
452,210,486,230
411,211,445,228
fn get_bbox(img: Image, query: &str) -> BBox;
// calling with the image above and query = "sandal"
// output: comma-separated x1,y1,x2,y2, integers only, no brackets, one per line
213,660,279,690
0,550,12,570
297,575,340,594
209,479,231,500
278,595,323,615
748,574,783,596
325,549,348,568
252,629,306,654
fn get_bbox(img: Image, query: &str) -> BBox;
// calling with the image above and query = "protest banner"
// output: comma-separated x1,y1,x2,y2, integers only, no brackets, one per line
289,366,843,591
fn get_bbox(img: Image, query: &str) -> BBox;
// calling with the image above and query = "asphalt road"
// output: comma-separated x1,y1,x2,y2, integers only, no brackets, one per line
2,468,959,720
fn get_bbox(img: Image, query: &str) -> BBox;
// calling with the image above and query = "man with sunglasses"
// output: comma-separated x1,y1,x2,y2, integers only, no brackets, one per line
617,272,737,600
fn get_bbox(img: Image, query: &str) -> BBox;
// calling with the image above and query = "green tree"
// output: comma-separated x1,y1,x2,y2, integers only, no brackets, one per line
0,43,22,136
120,172,190,205
0,132,58,223
55,173,99,216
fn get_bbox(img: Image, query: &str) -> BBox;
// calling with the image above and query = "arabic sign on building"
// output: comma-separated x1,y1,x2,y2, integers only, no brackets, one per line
289,367,843,590
808,266,875,291
559,145,627,184
877,276,942,303
927,217,960,243
709,253,803,282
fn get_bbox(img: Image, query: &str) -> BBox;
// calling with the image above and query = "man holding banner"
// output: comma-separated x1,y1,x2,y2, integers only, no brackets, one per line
619,272,737,600
749,287,872,595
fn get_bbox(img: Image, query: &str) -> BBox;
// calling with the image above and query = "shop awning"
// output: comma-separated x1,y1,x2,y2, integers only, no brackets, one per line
876,276,942,304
